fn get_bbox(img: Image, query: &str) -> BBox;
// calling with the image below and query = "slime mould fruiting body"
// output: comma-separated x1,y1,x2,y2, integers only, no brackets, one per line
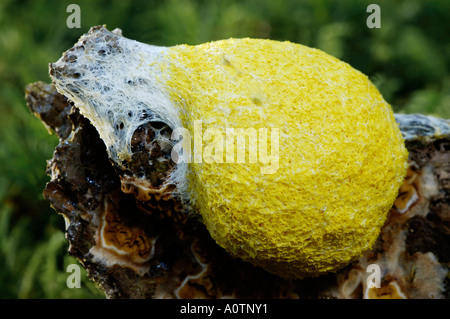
49,26,408,279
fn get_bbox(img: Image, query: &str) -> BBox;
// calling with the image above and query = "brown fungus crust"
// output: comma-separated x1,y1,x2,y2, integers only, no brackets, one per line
120,121,184,220
26,82,450,299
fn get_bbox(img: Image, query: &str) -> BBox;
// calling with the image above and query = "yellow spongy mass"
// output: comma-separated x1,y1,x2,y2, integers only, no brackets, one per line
163,38,408,278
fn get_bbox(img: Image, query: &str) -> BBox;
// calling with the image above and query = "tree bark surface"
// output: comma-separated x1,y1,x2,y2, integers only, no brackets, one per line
26,82,450,299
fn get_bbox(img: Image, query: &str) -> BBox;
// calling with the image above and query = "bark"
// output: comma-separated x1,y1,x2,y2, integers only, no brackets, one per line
26,82,450,299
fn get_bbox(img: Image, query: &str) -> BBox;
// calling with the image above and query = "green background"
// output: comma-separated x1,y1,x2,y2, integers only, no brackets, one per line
0,0,449,298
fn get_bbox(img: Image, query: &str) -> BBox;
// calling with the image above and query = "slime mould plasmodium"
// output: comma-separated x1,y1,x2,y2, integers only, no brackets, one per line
49,26,408,279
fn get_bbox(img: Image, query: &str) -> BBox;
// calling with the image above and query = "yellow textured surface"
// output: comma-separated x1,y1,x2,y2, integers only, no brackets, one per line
162,38,408,278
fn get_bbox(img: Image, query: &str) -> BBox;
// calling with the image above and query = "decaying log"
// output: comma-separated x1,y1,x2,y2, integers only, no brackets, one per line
26,82,449,299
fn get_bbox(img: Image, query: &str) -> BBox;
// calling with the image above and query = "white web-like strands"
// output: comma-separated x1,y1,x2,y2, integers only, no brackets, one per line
49,26,182,165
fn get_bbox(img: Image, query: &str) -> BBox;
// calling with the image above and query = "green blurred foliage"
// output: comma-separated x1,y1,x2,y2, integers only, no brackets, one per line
0,0,448,298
